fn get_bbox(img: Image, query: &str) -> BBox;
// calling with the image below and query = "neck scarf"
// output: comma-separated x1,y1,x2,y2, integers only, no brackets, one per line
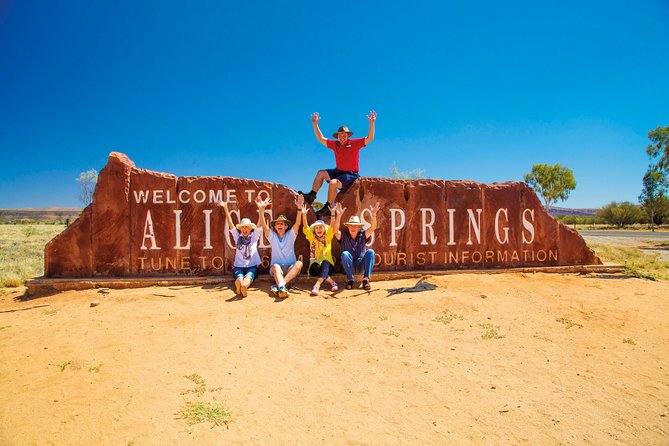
310,233,327,261
236,233,254,261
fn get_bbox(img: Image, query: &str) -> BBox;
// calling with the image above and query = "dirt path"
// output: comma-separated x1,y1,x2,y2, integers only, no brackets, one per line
0,273,667,445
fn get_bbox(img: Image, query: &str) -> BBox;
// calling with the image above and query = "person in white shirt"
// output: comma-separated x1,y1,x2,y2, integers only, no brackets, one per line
257,194,305,298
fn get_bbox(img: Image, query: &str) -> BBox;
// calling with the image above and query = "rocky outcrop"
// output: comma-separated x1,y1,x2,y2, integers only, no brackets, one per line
44,153,600,277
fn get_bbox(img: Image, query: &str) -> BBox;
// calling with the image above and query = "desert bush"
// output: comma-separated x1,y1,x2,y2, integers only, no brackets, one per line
0,224,65,287
597,202,644,227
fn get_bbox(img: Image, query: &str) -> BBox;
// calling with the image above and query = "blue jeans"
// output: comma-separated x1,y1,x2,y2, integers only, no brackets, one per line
233,266,257,281
340,249,375,281
308,260,332,279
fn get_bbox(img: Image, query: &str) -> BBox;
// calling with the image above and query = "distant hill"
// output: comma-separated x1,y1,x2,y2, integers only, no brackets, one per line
0,208,82,222
548,206,598,217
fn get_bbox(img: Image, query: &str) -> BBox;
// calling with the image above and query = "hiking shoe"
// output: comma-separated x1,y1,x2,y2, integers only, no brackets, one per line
270,285,279,296
314,202,331,219
278,285,288,298
346,280,354,290
299,190,317,205
362,278,371,291
310,285,320,296
330,282,338,292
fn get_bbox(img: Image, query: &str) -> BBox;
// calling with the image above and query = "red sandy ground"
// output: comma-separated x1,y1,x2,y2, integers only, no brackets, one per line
0,272,667,445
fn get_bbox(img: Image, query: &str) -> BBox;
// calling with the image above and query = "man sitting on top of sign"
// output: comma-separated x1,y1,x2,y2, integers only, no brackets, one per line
257,194,305,298
299,110,377,218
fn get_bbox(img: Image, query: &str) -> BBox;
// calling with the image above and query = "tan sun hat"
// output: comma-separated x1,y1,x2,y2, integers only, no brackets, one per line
236,218,257,230
332,125,353,138
343,216,365,227
309,220,328,232
271,214,292,229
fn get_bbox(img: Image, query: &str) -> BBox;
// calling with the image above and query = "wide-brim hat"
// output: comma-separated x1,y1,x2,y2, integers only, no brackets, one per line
309,220,328,232
271,214,292,229
344,215,365,227
332,125,354,138
236,218,257,230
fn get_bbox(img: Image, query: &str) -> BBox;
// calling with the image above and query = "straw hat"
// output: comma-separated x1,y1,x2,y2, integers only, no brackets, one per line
271,214,292,229
343,216,365,227
309,220,327,232
332,125,354,138
236,218,257,230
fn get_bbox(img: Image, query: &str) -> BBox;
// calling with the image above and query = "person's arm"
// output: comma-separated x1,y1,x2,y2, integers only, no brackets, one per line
256,197,270,238
331,202,346,240
311,112,328,147
292,194,304,234
217,200,235,230
368,202,380,236
364,110,376,145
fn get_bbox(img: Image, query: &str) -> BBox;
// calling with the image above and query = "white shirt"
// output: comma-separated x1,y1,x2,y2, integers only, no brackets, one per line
268,229,297,266
229,227,262,267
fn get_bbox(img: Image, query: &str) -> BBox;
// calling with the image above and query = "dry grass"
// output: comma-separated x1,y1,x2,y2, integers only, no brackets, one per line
589,243,669,280
0,224,65,287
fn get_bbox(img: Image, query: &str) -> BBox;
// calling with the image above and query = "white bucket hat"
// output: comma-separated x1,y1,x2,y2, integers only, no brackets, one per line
343,215,365,227
236,218,257,230
309,220,327,232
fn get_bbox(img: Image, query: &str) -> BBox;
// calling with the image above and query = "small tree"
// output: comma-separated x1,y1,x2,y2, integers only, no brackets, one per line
638,166,669,231
76,169,98,206
646,126,669,173
597,201,644,228
523,163,576,209
389,162,425,180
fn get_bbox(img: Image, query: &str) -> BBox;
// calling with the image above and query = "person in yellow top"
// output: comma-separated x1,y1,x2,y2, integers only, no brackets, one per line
300,202,342,296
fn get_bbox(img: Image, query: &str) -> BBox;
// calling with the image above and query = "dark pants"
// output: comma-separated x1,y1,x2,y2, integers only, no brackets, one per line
308,260,332,279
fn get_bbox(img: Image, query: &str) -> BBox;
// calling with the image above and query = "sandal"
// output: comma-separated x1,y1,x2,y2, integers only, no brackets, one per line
362,279,371,291
346,281,354,290
310,285,320,296
331,282,338,292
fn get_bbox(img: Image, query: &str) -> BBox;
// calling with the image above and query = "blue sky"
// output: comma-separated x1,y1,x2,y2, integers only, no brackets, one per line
1,0,667,209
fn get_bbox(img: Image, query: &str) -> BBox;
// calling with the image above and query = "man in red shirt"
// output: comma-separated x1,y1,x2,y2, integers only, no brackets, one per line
300,110,377,218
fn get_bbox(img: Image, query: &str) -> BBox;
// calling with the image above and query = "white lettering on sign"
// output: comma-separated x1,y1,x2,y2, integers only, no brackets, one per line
173,210,191,250
420,208,437,246
203,209,213,249
153,190,164,204
209,190,223,203
134,190,150,204
225,189,237,203
360,208,375,246
466,208,482,245
193,189,206,204
495,208,509,244
166,190,176,204
522,209,535,244
179,190,190,204
447,209,456,245
140,210,160,250
389,208,405,247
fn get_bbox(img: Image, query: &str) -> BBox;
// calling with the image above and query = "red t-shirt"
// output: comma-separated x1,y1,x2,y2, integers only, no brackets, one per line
326,138,366,172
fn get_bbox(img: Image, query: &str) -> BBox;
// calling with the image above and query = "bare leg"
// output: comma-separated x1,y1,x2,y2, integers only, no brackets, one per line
311,170,331,193
242,275,253,288
283,260,303,284
271,264,285,286
327,179,340,203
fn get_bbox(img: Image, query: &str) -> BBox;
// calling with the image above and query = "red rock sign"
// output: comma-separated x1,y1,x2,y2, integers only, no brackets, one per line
45,152,600,277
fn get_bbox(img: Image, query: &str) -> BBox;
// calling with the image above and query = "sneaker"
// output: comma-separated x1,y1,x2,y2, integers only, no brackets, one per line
310,285,320,296
270,285,279,296
240,284,248,297
278,285,288,298
314,202,331,219
362,278,371,291
346,280,354,290
331,282,338,292
299,190,317,205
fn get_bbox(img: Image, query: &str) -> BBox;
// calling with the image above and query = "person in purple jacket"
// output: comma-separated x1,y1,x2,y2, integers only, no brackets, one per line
331,202,380,290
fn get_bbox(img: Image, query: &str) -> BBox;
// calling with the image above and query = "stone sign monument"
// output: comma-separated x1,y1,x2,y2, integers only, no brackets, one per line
45,152,600,278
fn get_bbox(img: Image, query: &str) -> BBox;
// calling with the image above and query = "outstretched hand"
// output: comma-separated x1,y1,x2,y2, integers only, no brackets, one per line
214,199,229,210
300,204,309,214
332,202,346,216
368,202,380,216
311,112,320,124
295,194,304,208
255,195,272,209
367,110,377,122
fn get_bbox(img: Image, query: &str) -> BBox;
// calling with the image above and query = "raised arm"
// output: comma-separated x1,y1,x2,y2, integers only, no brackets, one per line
331,202,346,240
255,196,271,238
292,194,304,234
311,112,328,147
364,110,376,145
368,202,380,235
217,200,235,230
